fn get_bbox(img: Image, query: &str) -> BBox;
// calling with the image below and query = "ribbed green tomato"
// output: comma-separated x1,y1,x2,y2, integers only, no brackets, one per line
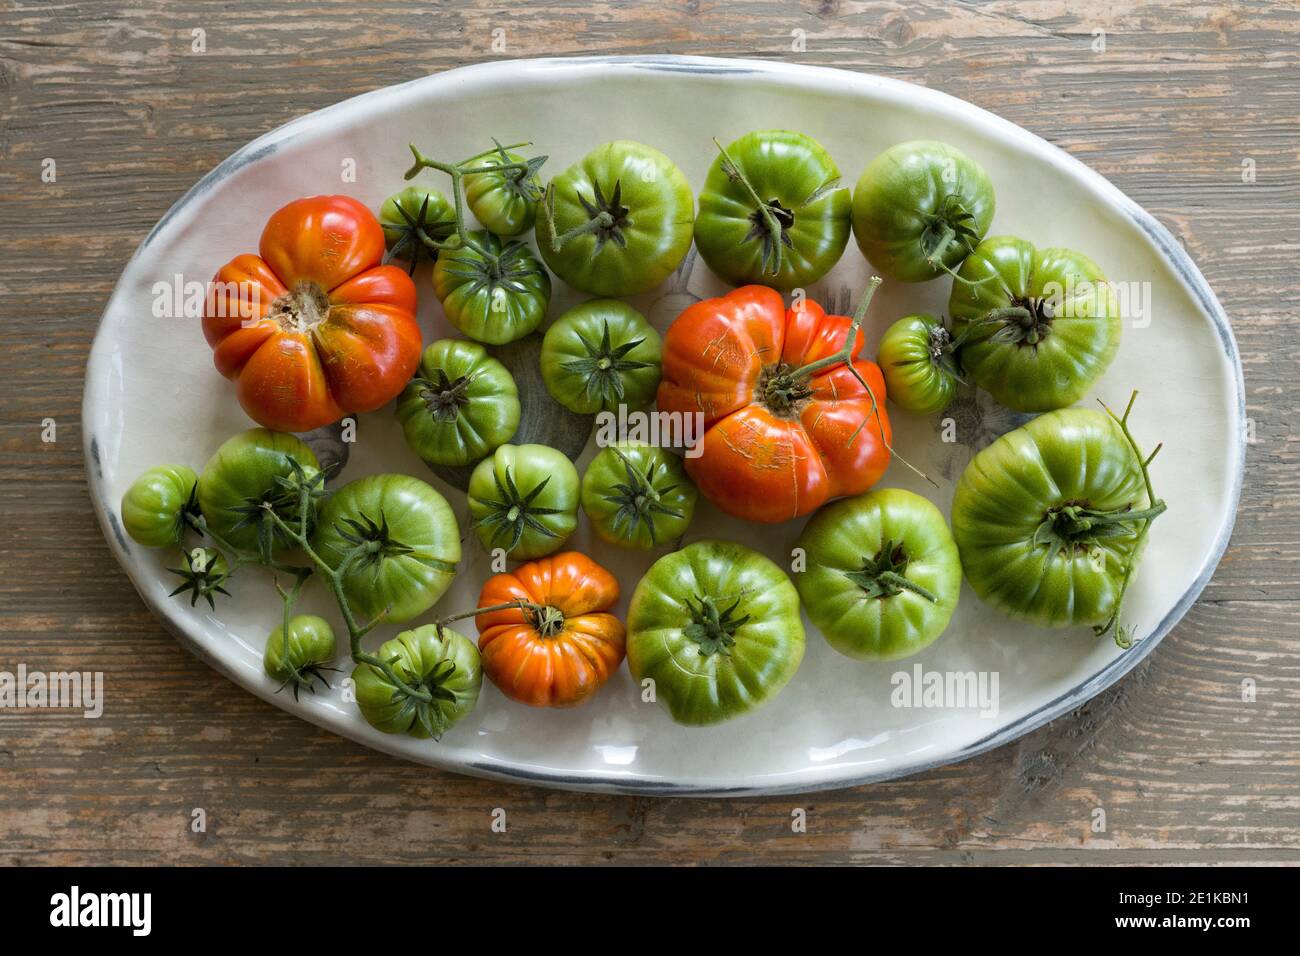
795,489,961,660
352,625,482,737
120,464,198,547
694,129,850,290
949,236,1121,412
540,300,662,414
264,614,337,696
196,429,320,554
467,444,579,559
877,314,961,415
851,140,995,283
379,186,456,271
951,407,1162,630
313,474,460,624
580,442,697,550
627,539,805,726
536,141,694,297
464,146,542,236
395,339,520,467
432,230,551,345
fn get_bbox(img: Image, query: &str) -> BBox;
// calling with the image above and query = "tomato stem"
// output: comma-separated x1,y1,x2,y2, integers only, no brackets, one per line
712,136,788,277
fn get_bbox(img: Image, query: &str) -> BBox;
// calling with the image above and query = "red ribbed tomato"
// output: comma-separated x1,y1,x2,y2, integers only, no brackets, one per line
657,285,892,523
204,195,422,432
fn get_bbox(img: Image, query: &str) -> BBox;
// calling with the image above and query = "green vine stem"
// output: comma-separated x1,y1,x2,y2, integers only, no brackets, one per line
1093,390,1166,648
403,140,539,265
712,136,790,278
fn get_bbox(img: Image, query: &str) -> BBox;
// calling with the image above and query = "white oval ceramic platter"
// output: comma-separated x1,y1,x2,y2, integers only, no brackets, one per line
84,56,1244,796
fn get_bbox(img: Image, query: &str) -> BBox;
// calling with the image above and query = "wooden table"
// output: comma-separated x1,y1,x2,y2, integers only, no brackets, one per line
1,0,1296,865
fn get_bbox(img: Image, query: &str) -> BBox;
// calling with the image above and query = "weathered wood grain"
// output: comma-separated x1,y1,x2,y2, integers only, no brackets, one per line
0,0,1297,865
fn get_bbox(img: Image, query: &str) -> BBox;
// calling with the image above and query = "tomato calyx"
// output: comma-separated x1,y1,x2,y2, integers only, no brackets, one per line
469,466,566,554
559,320,653,408
229,460,327,557
389,651,463,738
600,447,686,545
843,539,938,603
527,604,567,638
382,191,457,274
442,236,544,297
555,178,631,253
681,594,750,658
415,368,475,423
167,547,232,610
475,139,548,203
987,297,1056,347
268,280,331,335
335,509,420,569
712,136,807,277
1034,499,1169,556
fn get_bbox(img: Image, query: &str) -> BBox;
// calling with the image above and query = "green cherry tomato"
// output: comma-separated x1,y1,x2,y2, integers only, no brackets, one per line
536,140,694,297
353,624,482,738
166,546,230,610
694,130,851,290
851,140,995,283
120,464,198,547
313,474,460,624
878,314,961,415
467,443,579,559
627,539,805,726
379,186,456,272
794,489,961,660
432,230,551,345
196,429,320,554
395,339,521,467
464,145,543,236
581,442,697,550
951,407,1161,629
540,299,662,414
264,614,337,696
949,236,1121,412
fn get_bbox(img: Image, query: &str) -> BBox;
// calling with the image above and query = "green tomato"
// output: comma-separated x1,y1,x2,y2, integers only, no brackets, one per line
464,146,542,236
878,314,961,416
581,442,697,550
395,339,520,467
379,186,456,271
166,546,230,610
951,407,1159,629
467,444,579,559
121,464,198,547
540,299,662,414
694,130,850,290
432,230,551,345
627,539,805,726
352,624,481,738
196,429,320,554
264,614,337,696
949,236,1121,412
794,489,961,660
536,140,694,297
851,140,996,283
313,474,460,624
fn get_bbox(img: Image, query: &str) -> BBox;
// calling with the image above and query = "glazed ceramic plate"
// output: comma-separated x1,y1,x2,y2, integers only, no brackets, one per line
84,56,1243,795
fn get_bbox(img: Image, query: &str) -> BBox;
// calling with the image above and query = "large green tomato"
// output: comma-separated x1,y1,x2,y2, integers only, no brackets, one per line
580,442,697,550
264,614,337,698
951,407,1163,630
379,186,456,272
694,129,850,290
949,236,1121,412
464,145,543,236
627,539,805,726
851,140,995,282
540,299,662,414
120,464,198,547
395,339,520,467
352,625,482,738
196,429,320,555
432,230,551,345
313,474,460,624
795,488,961,660
466,444,579,559
536,141,694,297
877,314,960,416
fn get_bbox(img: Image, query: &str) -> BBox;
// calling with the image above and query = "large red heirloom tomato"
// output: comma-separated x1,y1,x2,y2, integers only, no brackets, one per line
657,285,892,524
204,195,422,432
